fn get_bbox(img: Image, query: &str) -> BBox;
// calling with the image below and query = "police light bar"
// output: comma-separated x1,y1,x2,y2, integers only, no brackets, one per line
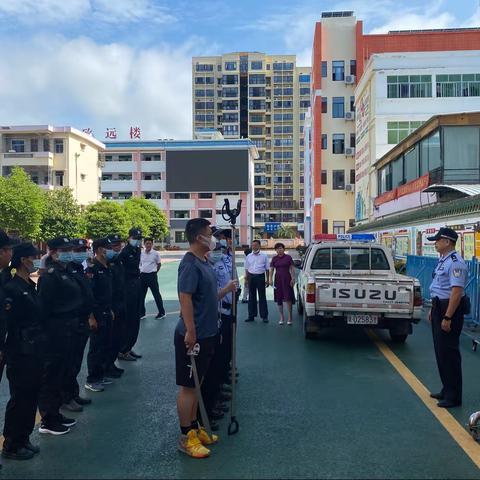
314,233,376,242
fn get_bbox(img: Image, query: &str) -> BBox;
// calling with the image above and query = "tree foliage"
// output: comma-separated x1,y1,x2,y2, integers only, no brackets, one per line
83,200,129,239
39,188,83,241
123,197,154,238
0,167,45,240
124,197,168,240
273,224,296,239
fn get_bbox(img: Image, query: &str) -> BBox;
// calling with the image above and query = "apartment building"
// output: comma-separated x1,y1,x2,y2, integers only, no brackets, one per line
101,138,257,246
0,125,104,205
355,50,480,223
306,11,480,242
192,52,311,235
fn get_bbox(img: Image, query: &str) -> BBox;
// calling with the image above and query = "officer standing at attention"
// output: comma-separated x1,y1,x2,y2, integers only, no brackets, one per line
2,243,44,460
118,228,143,361
428,227,468,408
85,238,114,393
61,239,94,412
38,237,82,435
105,234,126,377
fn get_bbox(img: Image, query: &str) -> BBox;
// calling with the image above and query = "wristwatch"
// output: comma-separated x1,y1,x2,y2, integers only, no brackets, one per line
443,315,452,321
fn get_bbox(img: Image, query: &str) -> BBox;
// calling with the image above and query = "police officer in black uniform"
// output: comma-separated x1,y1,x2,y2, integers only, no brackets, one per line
61,238,94,411
118,228,143,361
2,243,44,460
428,227,469,408
105,234,126,377
38,237,82,435
85,238,114,392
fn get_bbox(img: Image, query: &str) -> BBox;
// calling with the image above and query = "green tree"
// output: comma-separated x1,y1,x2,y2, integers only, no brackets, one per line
123,198,153,238
274,225,296,239
39,188,83,241
0,167,45,239
83,200,129,239
124,197,168,240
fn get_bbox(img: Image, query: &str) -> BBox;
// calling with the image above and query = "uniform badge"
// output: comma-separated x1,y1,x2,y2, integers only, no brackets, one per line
48,267,54,274
453,268,462,278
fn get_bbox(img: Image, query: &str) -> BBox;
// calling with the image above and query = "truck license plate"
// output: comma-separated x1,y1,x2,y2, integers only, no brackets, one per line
347,314,379,325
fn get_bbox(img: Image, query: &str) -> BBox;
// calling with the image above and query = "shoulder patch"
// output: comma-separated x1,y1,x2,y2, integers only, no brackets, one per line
48,267,55,274
451,254,458,262
453,268,463,278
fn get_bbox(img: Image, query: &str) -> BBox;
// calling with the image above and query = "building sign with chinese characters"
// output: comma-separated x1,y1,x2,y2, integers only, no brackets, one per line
82,127,142,140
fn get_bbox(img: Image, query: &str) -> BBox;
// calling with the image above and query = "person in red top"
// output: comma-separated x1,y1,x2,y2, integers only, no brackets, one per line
269,243,296,325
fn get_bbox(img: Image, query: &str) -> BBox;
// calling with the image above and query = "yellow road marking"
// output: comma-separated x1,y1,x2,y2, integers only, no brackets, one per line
367,329,480,469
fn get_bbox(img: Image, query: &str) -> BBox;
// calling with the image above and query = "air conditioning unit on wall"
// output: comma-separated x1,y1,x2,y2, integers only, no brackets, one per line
345,147,355,157
345,184,354,192
345,75,356,85
345,111,355,121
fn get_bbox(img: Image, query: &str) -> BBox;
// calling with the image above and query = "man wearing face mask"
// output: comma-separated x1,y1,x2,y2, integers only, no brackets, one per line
38,237,82,436
175,218,237,458
85,238,114,393
60,239,95,412
118,228,143,362
2,242,45,460
245,239,269,323
104,234,126,376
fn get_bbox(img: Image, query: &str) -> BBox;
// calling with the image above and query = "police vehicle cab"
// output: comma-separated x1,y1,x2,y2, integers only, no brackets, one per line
296,234,423,341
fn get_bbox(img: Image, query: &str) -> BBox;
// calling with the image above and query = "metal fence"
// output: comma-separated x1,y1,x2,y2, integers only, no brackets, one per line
406,255,480,325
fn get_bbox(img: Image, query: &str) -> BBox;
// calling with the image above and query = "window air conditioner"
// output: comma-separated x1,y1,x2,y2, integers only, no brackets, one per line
345,111,355,121
345,184,354,192
345,147,355,156
345,75,356,85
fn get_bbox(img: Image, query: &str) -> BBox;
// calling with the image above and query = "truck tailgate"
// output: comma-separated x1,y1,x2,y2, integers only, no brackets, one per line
315,278,413,314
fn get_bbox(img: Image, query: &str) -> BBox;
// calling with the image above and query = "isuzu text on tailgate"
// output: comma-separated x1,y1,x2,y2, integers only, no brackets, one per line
296,234,422,341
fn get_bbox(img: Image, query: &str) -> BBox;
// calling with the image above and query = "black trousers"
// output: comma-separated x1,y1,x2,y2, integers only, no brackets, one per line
107,304,126,368
38,331,75,425
87,311,113,384
61,320,89,403
3,354,43,449
220,313,233,384
140,272,165,317
201,333,222,415
122,277,141,353
248,273,268,320
431,298,463,403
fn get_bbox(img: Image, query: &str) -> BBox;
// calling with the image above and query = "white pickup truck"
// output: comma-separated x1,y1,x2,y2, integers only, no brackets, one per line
296,239,423,342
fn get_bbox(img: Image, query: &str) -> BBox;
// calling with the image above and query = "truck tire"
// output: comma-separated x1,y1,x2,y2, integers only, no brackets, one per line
303,313,316,340
390,332,408,344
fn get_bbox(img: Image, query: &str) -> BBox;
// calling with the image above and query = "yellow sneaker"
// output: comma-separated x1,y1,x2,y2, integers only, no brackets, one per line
178,430,210,458
197,426,219,445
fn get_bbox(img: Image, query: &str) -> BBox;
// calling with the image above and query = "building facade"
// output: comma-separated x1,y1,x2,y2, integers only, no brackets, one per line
101,139,257,246
0,125,104,205
307,11,480,243
192,53,311,235
354,50,480,224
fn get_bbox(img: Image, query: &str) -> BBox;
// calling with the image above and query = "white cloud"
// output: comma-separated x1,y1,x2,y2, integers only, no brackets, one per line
0,34,194,139
463,6,480,27
0,0,175,25
369,12,455,33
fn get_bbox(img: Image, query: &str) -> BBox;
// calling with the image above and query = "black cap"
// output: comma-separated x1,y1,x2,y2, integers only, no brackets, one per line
106,233,123,245
12,242,39,262
0,230,19,249
129,227,143,239
427,227,459,243
212,227,231,239
47,237,73,250
92,237,112,251
71,238,89,250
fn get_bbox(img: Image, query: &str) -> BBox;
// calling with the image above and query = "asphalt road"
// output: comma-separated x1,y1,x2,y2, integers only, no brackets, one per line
1,258,480,479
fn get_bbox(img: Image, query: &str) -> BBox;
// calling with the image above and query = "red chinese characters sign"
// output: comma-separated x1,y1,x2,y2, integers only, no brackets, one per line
374,174,430,207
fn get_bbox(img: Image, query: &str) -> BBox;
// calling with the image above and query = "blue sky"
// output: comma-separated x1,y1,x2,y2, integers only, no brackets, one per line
0,0,478,140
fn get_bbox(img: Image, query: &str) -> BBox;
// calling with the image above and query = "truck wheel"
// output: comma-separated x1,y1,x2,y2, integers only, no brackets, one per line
390,333,408,344
297,296,304,315
303,313,316,340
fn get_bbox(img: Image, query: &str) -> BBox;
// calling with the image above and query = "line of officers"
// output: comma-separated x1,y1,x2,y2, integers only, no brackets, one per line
0,227,146,463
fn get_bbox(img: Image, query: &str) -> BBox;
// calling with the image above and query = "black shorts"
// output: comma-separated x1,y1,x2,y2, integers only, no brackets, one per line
174,331,215,388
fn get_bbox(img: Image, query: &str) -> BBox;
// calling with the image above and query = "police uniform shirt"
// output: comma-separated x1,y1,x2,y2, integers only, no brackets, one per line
67,261,94,318
0,268,12,351
88,258,113,314
109,255,126,309
429,250,468,300
118,243,141,278
213,254,233,316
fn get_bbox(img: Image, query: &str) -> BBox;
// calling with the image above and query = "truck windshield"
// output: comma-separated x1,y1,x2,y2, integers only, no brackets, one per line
310,247,390,270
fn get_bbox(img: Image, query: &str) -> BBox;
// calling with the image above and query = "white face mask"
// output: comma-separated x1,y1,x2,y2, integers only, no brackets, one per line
209,251,223,264
129,239,140,248
199,235,217,251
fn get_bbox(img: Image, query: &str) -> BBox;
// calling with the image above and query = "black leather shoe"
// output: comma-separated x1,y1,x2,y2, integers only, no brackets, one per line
74,396,92,405
262,318,269,323
245,318,254,322
129,350,142,359
2,447,35,460
430,392,444,400
24,440,40,454
437,400,462,408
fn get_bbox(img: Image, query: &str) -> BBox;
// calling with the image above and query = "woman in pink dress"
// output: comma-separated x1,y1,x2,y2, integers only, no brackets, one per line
269,243,296,325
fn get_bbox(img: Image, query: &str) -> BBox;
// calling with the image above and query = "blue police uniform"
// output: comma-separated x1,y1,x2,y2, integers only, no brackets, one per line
429,245,468,406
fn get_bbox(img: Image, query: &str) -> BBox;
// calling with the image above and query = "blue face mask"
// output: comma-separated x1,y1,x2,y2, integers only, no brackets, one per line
106,249,118,261
219,239,228,248
33,259,42,270
129,239,141,248
58,251,73,263
209,251,223,264
72,252,88,264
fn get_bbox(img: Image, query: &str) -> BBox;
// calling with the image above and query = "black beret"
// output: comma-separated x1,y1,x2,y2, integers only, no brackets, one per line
47,237,73,249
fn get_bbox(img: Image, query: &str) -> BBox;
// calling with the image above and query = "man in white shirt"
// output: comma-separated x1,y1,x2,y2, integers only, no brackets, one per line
244,240,269,323
139,238,166,320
